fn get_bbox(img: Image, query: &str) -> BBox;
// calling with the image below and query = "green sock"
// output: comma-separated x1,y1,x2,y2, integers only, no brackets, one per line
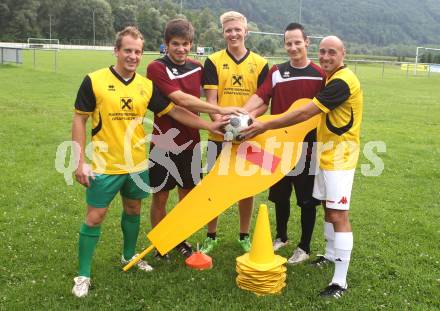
78,223,101,277
121,212,140,260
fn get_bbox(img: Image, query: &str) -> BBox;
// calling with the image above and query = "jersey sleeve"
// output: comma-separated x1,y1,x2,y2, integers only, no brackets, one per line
74,75,96,114
257,63,269,88
202,57,218,90
148,84,174,117
312,78,350,113
146,61,180,96
255,65,276,104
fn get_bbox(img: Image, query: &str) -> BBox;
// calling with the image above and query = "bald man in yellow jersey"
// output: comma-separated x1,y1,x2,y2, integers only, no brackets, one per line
242,36,363,299
200,11,269,254
71,26,225,298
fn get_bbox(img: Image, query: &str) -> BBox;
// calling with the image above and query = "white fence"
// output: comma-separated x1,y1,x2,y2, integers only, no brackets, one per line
1,42,439,78
0,42,114,51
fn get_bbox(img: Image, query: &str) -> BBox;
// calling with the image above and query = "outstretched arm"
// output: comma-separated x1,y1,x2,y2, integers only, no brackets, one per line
241,102,321,139
168,90,246,115
243,94,268,118
167,105,228,136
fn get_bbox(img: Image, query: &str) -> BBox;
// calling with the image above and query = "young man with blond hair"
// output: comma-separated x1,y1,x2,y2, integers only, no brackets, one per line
71,26,226,298
200,11,269,254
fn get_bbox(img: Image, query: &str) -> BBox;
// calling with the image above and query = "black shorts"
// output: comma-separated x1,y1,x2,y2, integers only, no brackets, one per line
148,145,203,192
268,169,320,207
205,140,224,172
269,130,320,208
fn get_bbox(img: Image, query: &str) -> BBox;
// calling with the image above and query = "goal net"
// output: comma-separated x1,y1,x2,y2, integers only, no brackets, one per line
27,38,60,50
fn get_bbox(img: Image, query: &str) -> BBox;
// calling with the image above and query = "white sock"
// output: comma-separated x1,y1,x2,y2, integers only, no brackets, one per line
324,222,335,261
331,232,353,288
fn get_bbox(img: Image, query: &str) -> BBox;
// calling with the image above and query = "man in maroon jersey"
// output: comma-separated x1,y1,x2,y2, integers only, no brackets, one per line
244,23,326,264
146,19,244,259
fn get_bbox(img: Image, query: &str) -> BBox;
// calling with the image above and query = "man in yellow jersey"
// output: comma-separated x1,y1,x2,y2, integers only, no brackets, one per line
71,26,225,298
200,11,269,254
242,36,363,299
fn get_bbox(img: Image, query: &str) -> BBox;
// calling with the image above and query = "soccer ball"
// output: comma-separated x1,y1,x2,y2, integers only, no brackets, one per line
223,114,253,142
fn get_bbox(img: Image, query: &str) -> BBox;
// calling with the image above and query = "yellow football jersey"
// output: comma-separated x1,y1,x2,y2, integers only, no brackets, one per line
75,67,173,174
203,49,268,141
312,66,363,170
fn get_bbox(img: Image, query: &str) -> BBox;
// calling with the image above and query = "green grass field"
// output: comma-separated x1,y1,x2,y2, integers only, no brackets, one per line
1,50,439,310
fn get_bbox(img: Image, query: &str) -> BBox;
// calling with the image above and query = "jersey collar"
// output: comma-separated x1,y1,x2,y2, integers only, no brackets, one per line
109,66,136,85
327,65,346,79
226,48,250,65
162,54,187,68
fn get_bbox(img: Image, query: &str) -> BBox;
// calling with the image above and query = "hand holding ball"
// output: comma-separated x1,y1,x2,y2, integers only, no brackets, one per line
223,114,253,142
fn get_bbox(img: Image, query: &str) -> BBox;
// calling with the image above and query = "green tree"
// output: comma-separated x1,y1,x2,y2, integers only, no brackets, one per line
58,0,114,44
2,0,41,41
113,5,137,31
36,0,67,39
0,2,11,40
137,7,166,50
198,26,223,51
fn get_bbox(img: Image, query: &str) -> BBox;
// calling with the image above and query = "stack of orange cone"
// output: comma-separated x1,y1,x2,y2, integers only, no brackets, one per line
236,204,287,295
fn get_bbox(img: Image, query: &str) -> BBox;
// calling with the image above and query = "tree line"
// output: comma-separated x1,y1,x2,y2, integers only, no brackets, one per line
1,0,439,59
0,0,280,55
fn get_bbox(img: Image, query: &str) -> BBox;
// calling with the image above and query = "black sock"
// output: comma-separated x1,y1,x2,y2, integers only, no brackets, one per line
239,233,249,240
275,201,290,242
207,232,217,240
298,204,317,254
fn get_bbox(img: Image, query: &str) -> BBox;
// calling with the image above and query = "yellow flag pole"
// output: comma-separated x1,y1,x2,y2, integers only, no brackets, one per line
122,245,155,272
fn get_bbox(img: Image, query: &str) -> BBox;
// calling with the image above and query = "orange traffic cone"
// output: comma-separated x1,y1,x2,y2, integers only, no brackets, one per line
185,251,213,270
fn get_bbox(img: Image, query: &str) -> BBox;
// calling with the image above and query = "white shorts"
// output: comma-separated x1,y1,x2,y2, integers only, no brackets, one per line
312,168,355,210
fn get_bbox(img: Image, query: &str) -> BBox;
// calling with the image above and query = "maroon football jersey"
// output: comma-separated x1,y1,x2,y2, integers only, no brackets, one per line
256,60,326,115
147,55,203,150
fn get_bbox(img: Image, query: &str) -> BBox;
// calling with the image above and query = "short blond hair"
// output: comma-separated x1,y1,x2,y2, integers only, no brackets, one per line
220,11,247,30
115,26,144,50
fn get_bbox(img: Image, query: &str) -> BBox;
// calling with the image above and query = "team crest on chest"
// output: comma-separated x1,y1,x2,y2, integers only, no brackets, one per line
137,83,146,96
247,63,256,74
120,97,133,110
223,63,229,70
283,71,291,78
171,68,179,75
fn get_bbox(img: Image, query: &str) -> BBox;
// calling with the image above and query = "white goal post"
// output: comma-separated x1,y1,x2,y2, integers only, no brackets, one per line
248,31,324,41
414,46,440,75
27,38,60,50
26,38,60,72
248,31,324,54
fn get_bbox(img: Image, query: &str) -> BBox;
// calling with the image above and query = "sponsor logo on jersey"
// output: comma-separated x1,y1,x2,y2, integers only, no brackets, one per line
232,74,243,86
120,97,133,110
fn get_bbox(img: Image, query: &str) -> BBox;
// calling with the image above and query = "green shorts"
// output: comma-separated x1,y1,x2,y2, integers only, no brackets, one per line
86,170,150,208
